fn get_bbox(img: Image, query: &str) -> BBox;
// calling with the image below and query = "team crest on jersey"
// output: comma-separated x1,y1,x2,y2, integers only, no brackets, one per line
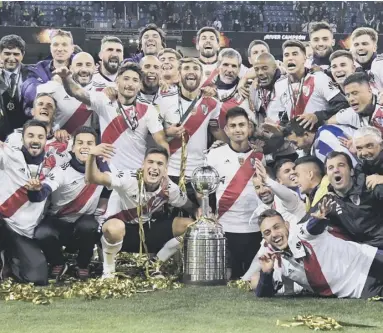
302,86,311,97
201,104,209,116
238,154,245,165
250,158,256,169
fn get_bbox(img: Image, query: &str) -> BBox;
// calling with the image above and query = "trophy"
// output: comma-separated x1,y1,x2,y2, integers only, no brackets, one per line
182,152,227,285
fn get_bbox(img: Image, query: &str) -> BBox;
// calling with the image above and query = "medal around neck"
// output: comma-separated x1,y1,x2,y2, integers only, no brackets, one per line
183,154,227,285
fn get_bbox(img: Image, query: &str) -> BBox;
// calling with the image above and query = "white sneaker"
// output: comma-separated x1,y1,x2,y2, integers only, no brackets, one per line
101,263,116,279
101,271,115,279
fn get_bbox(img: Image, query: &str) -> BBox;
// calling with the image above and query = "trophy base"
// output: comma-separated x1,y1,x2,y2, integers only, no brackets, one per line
182,278,227,286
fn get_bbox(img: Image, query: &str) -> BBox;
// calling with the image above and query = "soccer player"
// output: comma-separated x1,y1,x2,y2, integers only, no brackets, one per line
255,208,383,299
37,52,104,135
22,29,74,116
283,118,357,166
247,40,270,67
158,48,182,86
92,36,124,86
327,72,383,135
268,40,348,128
329,50,357,92
158,58,226,202
85,144,197,278
29,127,107,280
54,62,169,171
207,107,264,279
0,120,58,285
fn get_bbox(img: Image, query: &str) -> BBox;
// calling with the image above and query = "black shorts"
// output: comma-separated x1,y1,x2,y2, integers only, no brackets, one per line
121,215,175,253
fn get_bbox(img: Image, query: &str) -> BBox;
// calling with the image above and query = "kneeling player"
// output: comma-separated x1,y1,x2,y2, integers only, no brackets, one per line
86,145,197,278
29,127,107,280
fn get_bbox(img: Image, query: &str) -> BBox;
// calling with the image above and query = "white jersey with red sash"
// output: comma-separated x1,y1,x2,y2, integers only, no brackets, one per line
43,160,107,223
269,71,340,121
199,58,249,85
158,93,220,177
92,72,117,88
0,145,56,238
37,81,103,135
103,170,187,224
335,102,383,135
203,69,255,127
207,144,263,233
89,92,164,171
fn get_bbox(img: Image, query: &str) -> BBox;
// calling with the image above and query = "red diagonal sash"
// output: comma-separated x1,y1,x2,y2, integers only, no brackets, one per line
291,76,315,118
218,151,263,218
218,95,244,128
62,88,104,134
56,183,98,217
101,102,148,144
0,187,29,218
169,97,218,154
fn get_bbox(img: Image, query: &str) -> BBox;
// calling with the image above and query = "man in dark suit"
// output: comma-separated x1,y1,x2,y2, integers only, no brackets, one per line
0,35,30,141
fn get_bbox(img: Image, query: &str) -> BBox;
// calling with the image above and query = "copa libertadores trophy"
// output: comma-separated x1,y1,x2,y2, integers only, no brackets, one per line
183,152,227,285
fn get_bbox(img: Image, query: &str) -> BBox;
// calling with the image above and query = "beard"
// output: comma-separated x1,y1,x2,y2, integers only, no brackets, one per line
200,48,217,58
315,46,333,59
72,71,92,87
103,57,120,74
181,76,201,92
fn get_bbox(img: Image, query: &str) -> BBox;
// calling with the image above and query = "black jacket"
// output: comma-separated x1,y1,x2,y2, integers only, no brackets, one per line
326,173,383,248
355,150,383,176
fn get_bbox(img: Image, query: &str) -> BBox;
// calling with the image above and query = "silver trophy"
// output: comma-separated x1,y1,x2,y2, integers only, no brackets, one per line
183,153,227,285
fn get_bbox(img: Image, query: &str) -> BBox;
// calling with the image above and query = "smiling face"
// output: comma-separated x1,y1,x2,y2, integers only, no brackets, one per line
180,62,202,92
116,69,141,100
224,115,250,143
72,132,96,163
32,95,56,125
253,175,274,205
218,56,240,84
351,34,377,65
260,215,290,250
294,163,315,195
197,31,220,58
344,82,373,113
276,161,297,187
330,56,355,86
0,47,24,72
70,53,95,87
99,41,123,75
143,153,168,186
141,29,163,56
22,126,47,156
283,46,306,76
310,29,334,58
50,35,74,63
354,135,382,162
286,131,314,151
140,56,161,91
248,44,269,65
326,155,353,193
253,57,277,87
159,51,179,81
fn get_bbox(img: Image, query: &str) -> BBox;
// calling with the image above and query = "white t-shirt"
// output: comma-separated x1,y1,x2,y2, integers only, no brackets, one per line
0,145,55,237
103,169,187,224
158,93,221,177
89,92,164,171
207,144,264,233
269,71,340,122
43,161,105,223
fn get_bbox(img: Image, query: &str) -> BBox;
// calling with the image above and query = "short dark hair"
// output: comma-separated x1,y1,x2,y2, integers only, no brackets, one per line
22,119,48,137
157,48,182,60
0,34,26,54
282,40,306,55
274,158,295,178
72,126,98,145
294,155,325,178
101,36,123,47
247,40,270,57
329,50,353,63
324,151,353,171
117,62,143,80
225,107,249,123
138,24,166,51
343,72,371,88
145,146,169,161
33,92,57,111
283,118,318,138
258,209,284,228
309,21,333,38
196,27,220,43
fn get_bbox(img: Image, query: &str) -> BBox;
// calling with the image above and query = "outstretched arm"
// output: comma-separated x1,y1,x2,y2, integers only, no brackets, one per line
85,144,115,187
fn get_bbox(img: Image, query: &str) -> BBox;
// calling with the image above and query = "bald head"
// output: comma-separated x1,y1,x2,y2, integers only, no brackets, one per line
253,52,277,87
140,55,161,92
70,52,95,86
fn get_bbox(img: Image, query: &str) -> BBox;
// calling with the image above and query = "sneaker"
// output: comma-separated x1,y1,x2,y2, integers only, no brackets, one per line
76,267,90,281
101,271,115,279
51,264,68,281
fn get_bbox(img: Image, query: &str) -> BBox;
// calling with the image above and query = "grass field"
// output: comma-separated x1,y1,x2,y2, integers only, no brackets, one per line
1,286,383,333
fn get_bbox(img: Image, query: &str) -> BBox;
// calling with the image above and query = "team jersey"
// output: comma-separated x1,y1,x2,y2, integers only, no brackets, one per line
89,91,164,171
43,160,106,223
103,169,187,224
272,220,377,298
139,85,178,106
0,145,56,238
199,58,248,84
366,54,383,91
207,144,263,233
304,57,330,71
158,92,221,177
92,72,117,88
335,103,383,136
310,124,357,166
268,71,340,122
37,81,103,134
